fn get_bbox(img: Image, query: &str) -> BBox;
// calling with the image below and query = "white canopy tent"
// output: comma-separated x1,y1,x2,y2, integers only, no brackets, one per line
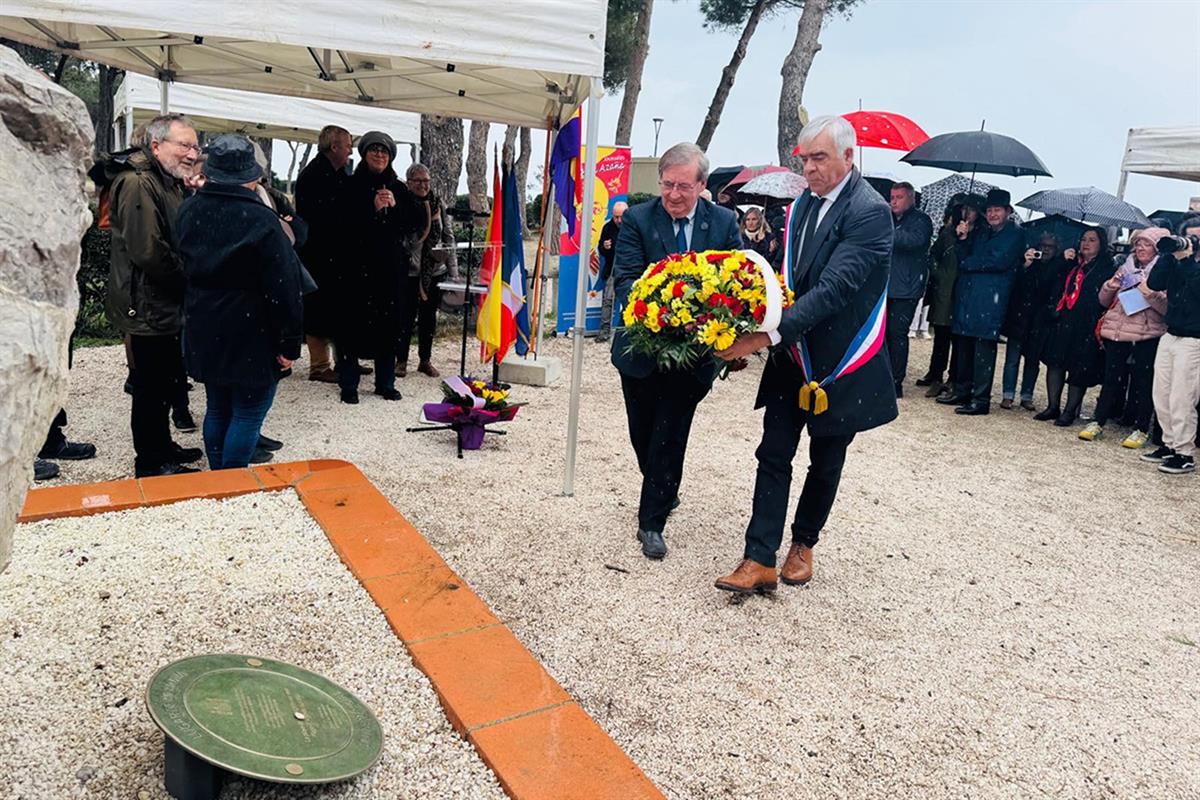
113,72,421,149
1,0,607,494
1116,126,1200,199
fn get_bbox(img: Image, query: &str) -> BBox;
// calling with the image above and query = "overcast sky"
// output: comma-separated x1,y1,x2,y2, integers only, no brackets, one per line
466,0,1199,216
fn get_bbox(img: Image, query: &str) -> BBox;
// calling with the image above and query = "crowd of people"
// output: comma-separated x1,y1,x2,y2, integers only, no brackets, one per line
34,115,461,480
909,192,1200,475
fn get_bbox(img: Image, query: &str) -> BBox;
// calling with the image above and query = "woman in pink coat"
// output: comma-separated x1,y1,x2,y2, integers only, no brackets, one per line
1079,227,1170,447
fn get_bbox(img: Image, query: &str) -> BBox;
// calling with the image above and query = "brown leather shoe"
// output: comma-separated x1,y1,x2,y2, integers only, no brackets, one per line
308,368,338,383
999,398,1014,410
396,360,408,378
780,544,813,586
714,559,777,595
418,361,440,378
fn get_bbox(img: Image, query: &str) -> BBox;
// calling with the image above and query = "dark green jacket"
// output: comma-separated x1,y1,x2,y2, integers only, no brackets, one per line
104,148,188,335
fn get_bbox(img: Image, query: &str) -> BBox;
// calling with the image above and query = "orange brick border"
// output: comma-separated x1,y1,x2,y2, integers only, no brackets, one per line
18,459,665,800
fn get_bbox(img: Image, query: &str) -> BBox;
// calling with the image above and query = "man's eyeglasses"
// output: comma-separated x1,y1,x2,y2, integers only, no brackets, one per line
165,139,200,154
659,179,698,193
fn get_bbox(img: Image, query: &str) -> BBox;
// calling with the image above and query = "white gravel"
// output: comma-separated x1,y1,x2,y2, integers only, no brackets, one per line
0,491,505,800
23,337,1200,798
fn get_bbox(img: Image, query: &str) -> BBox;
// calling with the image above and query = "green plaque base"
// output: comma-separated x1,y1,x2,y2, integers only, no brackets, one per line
147,654,383,790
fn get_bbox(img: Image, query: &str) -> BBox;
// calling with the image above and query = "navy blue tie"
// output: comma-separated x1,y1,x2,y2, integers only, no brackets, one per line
674,218,688,254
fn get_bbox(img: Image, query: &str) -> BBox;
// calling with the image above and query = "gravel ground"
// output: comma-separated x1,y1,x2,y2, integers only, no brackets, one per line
0,492,505,800
25,337,1200,799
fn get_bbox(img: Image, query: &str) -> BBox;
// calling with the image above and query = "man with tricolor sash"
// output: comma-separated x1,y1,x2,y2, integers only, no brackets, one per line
714,115,897,595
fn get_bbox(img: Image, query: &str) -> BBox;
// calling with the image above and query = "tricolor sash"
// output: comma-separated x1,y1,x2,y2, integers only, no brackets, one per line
780,195,888,414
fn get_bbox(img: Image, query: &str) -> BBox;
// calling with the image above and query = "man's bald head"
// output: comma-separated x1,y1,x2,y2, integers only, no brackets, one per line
613,201,628,225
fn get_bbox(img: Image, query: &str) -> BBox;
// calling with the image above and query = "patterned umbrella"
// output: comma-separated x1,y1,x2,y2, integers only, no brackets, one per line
721,164,792,193
1016,186,1152,228
919,173,997,225
736,170,808,201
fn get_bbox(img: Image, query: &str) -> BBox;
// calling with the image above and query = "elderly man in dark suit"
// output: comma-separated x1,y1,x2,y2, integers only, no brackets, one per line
611,142,743,560
713,115,897,594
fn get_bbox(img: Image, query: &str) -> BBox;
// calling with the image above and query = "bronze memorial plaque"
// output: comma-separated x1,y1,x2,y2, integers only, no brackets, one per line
146,654,383,785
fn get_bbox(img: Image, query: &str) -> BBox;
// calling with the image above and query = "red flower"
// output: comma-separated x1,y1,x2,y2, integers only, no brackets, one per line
649,262,666,277
753,305,765,323
707,294,725,309
705,251,729,264
633,299,648,319
728,298,745,316
672,281,686,299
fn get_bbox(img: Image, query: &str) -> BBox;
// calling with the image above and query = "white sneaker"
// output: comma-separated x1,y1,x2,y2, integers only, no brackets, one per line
1078,422,1103,441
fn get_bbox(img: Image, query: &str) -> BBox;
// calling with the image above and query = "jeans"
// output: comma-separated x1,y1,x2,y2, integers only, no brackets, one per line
202,382,278,469
128,334,185,472
597,278,617,340
886,298,920,388
397,278,442,365
1001,340,1040,402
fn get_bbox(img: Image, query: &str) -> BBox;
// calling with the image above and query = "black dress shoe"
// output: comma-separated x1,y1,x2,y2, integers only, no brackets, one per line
670,495,681,512
1053,411,1078,427
935,393,969,406
340,390,359,404
172,408,198,433
256,434,283,451
358,363,374,375
33,459,60,481
171,443,204,463
136,462,201,478
249,447,274,464
39,440,97,460
636,529,667,560
955,403,990,416
914,375,936,387
1033,407,1060,421
374,388,402,400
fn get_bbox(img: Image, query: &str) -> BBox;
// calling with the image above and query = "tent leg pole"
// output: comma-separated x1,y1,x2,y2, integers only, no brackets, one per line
125,111,133,149
563,88,602,497
160,45,171,114
1116,170,1129,202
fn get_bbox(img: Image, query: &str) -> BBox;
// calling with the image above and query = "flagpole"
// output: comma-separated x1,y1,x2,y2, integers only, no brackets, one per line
530,123,556,358
563,85,602,497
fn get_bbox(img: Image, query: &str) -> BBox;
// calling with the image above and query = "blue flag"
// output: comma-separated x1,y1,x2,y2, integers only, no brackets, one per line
548,114,580,237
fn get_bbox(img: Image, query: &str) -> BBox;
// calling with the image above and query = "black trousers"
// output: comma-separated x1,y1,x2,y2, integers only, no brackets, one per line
398,278,442,366
886,298,920,387
1094,338,1160,430
128,333,184,471
743,394,855,567
926,324,954,383
619,370,711,531
41,409,68,454
953,335,999,405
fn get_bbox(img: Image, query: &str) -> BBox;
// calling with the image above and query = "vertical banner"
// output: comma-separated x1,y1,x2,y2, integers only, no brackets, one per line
556,146,631,334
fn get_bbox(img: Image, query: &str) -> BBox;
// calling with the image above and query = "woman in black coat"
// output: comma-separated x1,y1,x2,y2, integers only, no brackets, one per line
1036,227,1113,426
999,232,1068,409
176,135,304,469
333,131,427,404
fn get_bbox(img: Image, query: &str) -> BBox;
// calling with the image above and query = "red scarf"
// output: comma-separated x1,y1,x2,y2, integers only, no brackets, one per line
1056,259,1089,312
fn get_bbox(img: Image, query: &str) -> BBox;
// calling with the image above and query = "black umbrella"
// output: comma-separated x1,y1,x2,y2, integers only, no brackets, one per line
901,129,1051,179
1016,186,1152,229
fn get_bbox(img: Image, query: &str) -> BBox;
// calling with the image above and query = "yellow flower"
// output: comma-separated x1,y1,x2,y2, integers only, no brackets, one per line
697,320,736,350
645,301,663,333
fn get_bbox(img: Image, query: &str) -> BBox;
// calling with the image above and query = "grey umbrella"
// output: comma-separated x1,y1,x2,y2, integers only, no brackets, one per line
1016,186,1152,228
737,170,808,201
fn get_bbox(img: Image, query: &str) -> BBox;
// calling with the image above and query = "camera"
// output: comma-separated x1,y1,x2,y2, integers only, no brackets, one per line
1157,234,1200,255
1030,250,1043,260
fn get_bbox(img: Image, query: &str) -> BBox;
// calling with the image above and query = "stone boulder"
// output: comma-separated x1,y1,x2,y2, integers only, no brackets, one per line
0,45,95,573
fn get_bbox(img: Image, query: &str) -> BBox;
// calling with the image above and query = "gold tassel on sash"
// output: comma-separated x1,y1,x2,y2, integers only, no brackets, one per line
798,382,829,415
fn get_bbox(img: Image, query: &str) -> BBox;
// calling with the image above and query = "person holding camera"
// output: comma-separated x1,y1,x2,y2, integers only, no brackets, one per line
1078,228,1169,447
918,193,983,397
397,162,457,378
1036,228,1113,426
1001,233,1068,410
1142,216,1200,474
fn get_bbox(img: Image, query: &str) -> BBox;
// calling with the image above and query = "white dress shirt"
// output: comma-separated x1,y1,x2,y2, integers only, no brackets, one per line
766,169,854,346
